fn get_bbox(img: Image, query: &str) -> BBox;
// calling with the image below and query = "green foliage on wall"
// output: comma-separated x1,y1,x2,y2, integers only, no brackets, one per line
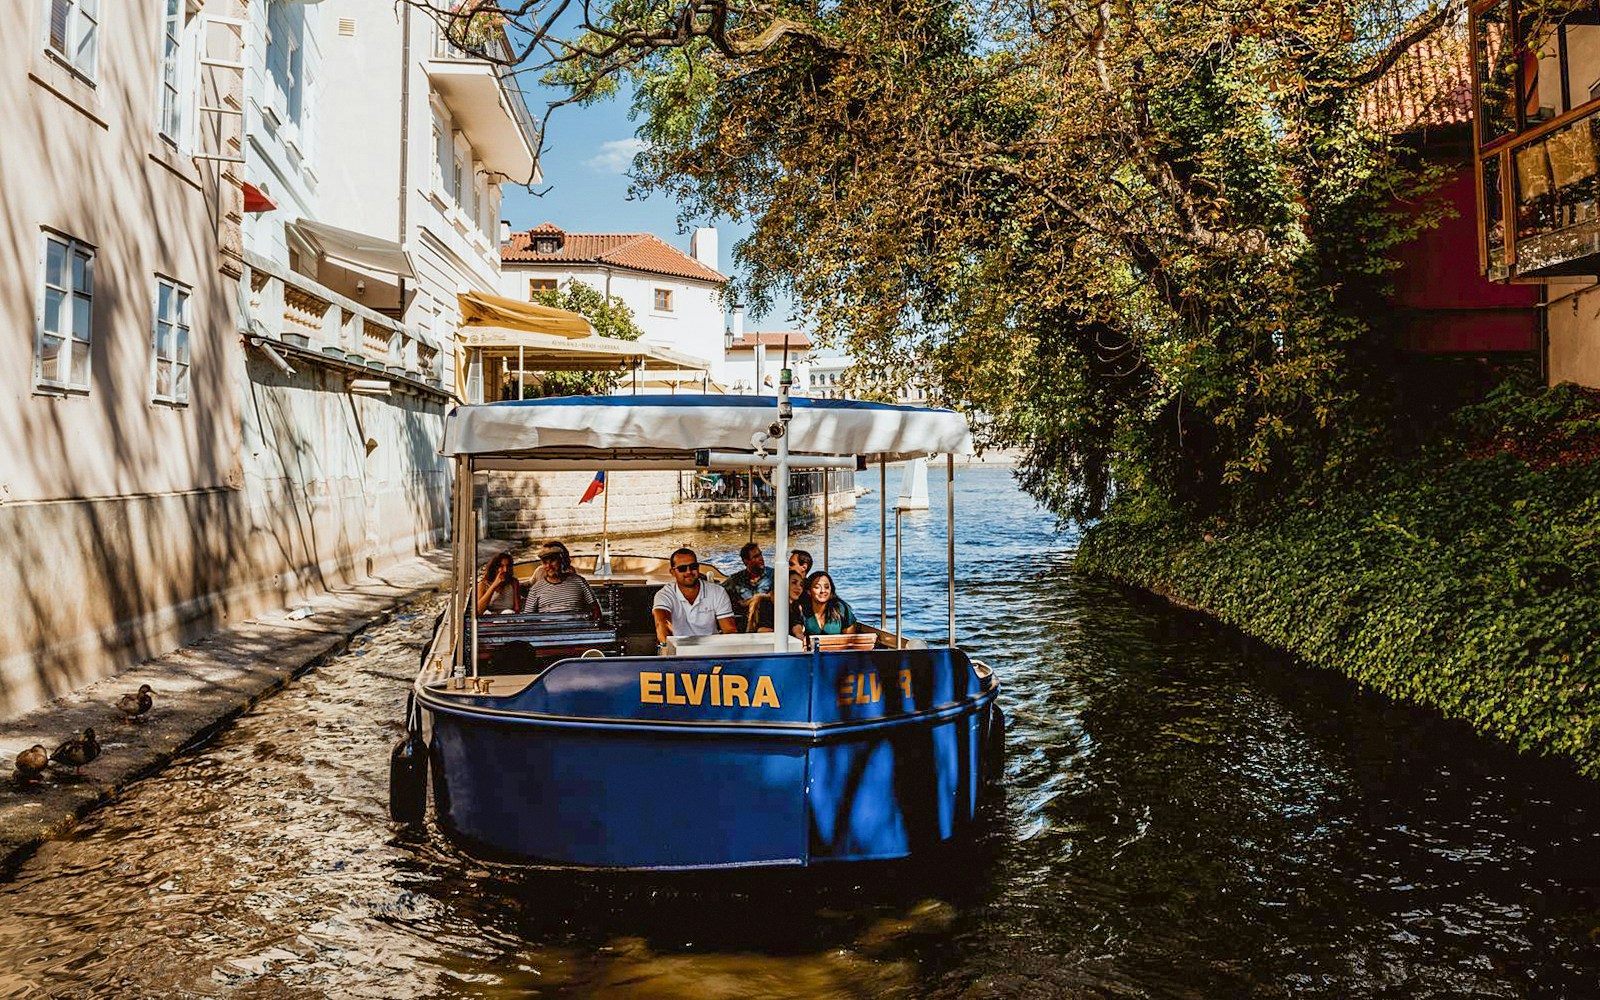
1077,381,1600,776
518,281,644,398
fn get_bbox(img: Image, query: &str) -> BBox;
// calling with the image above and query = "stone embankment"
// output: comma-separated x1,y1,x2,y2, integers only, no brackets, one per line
0,548,469,874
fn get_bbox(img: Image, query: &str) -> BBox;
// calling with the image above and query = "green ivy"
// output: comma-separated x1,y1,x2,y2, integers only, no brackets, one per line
1077,382,1600,775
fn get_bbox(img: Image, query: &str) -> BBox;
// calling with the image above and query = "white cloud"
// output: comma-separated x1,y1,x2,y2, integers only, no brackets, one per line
584,138,648,174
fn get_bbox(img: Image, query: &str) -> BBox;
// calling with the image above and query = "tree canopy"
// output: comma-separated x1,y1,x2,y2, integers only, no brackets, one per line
415,0,1466,521
522,280,645,397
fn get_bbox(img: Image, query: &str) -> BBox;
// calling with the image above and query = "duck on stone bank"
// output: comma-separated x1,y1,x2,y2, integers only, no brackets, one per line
50,728,100,774
12,745,48,785
116,684,154,723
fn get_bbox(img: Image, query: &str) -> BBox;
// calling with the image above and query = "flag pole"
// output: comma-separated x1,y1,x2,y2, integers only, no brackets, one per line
599,472,612,576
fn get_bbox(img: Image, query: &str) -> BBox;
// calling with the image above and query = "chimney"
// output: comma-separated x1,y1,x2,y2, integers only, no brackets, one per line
690,227,718,272
730,303,745,344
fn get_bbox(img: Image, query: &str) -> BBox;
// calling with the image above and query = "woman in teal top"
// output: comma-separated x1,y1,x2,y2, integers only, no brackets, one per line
791,571,865,640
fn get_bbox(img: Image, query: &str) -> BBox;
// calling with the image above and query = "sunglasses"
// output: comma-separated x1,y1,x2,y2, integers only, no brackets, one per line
671,563,698,573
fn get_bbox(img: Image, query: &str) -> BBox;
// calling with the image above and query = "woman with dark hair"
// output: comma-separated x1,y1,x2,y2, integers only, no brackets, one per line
791,571,863,640
748,570,806,633
476,552,521,615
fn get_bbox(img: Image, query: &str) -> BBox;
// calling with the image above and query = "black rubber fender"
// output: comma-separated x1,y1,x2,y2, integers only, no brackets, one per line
390,692,428,827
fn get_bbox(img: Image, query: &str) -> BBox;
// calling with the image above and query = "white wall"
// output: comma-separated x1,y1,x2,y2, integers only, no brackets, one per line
501,263,727,375
242,0,325,268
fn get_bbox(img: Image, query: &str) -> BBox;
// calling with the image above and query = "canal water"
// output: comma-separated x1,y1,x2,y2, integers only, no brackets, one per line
1,466,1597,998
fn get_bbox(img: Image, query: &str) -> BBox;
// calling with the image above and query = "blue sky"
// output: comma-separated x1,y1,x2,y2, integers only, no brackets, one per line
500,84,801,328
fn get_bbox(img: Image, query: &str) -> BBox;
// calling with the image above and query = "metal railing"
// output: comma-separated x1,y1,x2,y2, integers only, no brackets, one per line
430,28,540,162
681,468,854,503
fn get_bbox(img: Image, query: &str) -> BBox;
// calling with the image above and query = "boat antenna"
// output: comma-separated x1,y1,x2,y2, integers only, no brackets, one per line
772,339,794,651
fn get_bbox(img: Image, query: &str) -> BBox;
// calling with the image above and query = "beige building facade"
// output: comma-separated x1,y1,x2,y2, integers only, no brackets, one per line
0,0,522,718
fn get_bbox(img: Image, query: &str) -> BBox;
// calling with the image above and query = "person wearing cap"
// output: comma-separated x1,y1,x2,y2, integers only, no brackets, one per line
521,541,599,617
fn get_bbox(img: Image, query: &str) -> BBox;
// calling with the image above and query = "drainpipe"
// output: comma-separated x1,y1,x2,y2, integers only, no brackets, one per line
398,3,411,320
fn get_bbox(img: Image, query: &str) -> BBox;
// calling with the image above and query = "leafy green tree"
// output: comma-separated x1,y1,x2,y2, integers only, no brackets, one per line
519,280,644,397
413,0,1464,520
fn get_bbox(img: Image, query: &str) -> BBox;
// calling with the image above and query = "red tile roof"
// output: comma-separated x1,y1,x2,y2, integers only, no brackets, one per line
729,332,813,350
502,225,727,284
1360,27,1473,133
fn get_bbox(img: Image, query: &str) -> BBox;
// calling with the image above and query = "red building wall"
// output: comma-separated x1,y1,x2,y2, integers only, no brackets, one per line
1390,167,1540,353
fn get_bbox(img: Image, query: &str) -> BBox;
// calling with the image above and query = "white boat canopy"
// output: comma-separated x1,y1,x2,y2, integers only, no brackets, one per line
441,395,972,469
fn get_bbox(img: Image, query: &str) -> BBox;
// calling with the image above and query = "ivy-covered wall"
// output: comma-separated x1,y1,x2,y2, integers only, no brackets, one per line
1076,382,1600,777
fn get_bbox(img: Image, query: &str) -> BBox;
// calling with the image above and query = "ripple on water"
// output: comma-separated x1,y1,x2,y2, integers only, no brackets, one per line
2,468,1599,997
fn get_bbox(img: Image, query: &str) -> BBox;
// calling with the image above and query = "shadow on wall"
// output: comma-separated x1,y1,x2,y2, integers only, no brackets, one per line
0,18,454,717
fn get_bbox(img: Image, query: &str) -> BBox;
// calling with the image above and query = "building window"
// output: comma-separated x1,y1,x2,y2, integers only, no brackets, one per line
158,0,183,141
46,0,100,80
36,232,95,393
453,150,466,205
432,111,450,193
150,276,191,404
266,2,305,127
653,288,673,312
528,278,557,297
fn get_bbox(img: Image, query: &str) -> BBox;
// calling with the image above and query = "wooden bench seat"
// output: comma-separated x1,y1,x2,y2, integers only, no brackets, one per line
812,633,878,652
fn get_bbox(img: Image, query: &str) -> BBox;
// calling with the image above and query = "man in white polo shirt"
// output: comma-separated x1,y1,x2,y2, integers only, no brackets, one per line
652,547,736,650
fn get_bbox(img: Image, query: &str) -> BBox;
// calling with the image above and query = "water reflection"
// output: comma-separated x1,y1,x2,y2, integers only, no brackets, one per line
0,468,1597,998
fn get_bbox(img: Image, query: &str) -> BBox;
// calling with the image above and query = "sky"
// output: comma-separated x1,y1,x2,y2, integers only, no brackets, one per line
499,82,803,329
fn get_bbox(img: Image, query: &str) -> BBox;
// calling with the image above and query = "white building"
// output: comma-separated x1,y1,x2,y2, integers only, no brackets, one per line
500,223,726,376
724,331,814,394
0,0,540,718
805,354,854,399
242,0,539,393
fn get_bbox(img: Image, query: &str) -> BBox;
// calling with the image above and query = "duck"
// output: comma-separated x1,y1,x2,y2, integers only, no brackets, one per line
50,728,100,774
116,684,154,723
13,745,48,785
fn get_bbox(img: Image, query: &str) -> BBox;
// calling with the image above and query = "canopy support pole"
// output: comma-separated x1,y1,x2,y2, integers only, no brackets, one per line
879,457,887,627
467,459,480,678
748,466,756,542
947,453,956,648
451,456,466,677
517,345,525,400
894,506,903,649
773,389,793,652
599,472,611,576
822,470,830,571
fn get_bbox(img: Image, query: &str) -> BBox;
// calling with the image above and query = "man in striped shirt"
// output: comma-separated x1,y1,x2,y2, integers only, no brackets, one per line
521,541,600,618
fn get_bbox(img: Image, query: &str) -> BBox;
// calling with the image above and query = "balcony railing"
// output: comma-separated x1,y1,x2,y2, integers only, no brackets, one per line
427,27,538,178
240,252,448,393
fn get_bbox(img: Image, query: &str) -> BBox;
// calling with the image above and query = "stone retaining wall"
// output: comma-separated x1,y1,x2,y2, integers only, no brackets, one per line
484,470,858,543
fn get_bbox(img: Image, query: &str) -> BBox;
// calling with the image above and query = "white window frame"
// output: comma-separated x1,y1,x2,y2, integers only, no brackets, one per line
150,275,192,405
157,0,187,144
45,0,101,82
35,231,95,394
452,132,468,206
431,111,449,194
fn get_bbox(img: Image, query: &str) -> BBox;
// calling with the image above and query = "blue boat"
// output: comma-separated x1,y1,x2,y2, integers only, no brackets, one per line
391,384,1005,870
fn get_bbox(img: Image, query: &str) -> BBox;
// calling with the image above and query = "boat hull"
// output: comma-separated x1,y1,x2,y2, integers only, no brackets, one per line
419,647,1002,870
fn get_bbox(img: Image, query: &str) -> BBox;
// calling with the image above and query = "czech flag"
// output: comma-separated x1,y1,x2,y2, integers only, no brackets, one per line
578,471,606,504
